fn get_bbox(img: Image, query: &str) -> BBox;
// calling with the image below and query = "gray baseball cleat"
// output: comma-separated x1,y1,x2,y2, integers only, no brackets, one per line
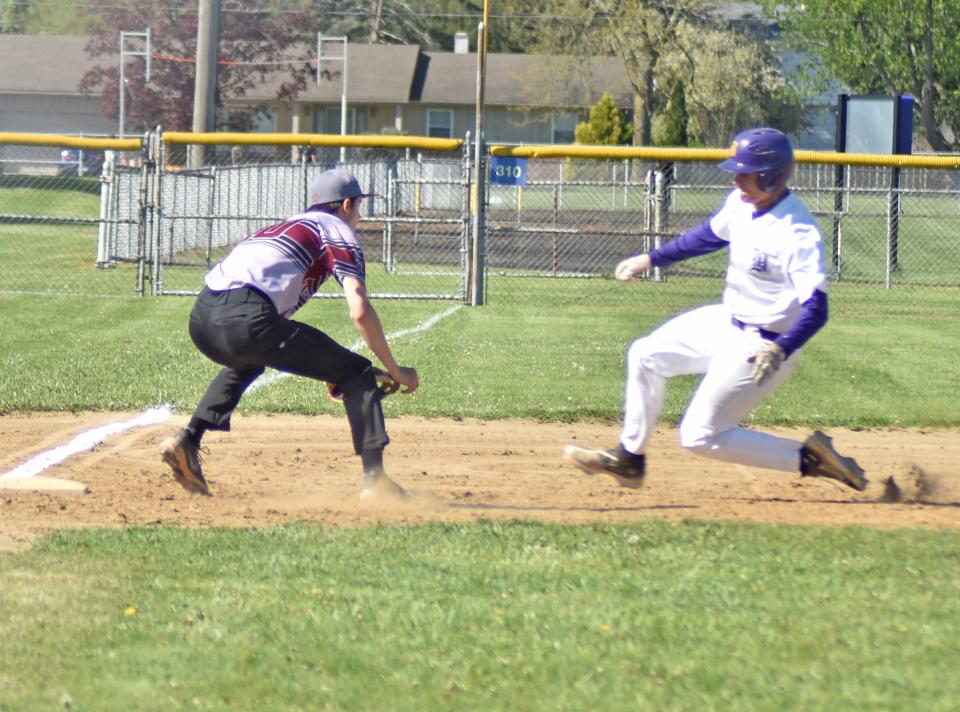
563,444,646,489
801,430,867,491
160,429,211,496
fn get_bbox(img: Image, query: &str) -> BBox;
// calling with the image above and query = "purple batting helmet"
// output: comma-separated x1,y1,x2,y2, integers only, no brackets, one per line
719,127,794,192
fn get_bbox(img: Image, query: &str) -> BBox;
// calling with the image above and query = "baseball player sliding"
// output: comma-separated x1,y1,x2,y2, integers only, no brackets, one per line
160,168,419,499
565,127,867,492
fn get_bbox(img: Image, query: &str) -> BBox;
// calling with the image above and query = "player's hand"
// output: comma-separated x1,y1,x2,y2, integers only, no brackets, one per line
748,343,785,386
614,254,652,282
389,366,420,394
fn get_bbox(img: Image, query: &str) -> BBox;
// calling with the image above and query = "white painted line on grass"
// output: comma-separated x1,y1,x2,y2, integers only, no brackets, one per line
0,406,172,481
249,303,463,392
2,303,463,481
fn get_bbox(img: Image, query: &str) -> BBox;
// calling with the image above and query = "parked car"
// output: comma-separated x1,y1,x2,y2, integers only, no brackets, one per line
57,148,105,177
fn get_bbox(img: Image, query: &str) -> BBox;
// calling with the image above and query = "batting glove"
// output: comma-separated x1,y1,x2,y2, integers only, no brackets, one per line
749,343,785,386
614,254,652,282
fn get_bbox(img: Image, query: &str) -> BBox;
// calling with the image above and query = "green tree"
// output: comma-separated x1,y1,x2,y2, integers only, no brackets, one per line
656,80,688,146
79,1,315,133
526,1,795,147
764,0,960,151
654,21,806,146
280,0,538,53
574,92,632,145
0,0,90,34
528,0,698,146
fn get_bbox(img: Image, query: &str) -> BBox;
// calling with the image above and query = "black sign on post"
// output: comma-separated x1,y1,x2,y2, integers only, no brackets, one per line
835,94,913,281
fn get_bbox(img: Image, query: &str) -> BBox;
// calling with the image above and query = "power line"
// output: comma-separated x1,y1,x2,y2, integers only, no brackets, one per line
2,1,571,20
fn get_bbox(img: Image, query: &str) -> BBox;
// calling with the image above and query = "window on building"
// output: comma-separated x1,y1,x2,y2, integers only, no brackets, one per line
249,107,277,133
314,106,367,134
551,111,579,144
427,109,454,138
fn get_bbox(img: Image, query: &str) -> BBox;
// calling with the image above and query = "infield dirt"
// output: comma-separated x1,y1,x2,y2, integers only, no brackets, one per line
1,413,958,550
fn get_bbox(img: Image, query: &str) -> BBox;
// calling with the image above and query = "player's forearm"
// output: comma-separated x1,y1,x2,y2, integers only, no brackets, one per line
648,221,726,268
352,307,400,375
775,289,828,357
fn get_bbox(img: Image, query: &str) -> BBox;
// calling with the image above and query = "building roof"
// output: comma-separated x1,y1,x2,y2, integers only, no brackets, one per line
0,33,632,109
0,34,100,95
248,43,422,104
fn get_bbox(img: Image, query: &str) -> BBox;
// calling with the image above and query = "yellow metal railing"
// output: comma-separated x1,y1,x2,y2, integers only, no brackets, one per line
0,133,142,151
162,132,463,152
3,131,959,168
490,143,960,169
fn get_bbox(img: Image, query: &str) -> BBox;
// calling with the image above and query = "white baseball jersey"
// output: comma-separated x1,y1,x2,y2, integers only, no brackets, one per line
709,190,827,333
205,210,365,318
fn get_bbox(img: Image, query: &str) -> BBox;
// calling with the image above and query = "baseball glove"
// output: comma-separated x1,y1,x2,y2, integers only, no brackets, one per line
327,367,401,402
748,343,785,386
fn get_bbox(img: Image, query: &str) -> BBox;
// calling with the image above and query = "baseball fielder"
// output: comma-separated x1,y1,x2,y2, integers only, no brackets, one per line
160,168,419,498
565,127,867,491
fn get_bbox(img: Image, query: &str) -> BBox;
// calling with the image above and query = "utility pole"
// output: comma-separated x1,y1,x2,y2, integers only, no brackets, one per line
118,29,151,140
190,0,221,168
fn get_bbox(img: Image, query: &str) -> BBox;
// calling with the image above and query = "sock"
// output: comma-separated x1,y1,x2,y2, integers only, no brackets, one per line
799,446,813,475
185,418,208,446
360,447,385,484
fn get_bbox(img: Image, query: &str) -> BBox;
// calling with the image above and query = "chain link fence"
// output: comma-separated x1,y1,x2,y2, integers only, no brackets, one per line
0,137,143,297
482,152,960,316
143,140,470,300
2,132,959,315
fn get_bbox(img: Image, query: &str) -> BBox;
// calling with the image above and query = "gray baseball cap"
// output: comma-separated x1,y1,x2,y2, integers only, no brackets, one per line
308,168,377,206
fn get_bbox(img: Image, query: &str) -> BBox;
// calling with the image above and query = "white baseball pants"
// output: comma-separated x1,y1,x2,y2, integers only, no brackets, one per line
620,304,803,472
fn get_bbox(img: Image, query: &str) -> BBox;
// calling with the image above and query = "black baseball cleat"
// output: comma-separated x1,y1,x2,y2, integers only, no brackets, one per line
160,429,212,496
801,430,867,491
563,444,646,489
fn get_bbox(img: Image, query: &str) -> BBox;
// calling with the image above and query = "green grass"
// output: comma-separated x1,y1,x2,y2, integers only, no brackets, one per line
2,170,959,712
1,521,958,711
0,177,101,215
0,282,958,426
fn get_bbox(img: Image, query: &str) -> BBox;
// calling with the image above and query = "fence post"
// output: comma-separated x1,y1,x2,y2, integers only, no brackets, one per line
135,130,156,296
461,134,472,303
558,160,564,212
652,169,668,283
96,152,114,267
886,166,901,287
385,171,395,273
150,130,163,296
205,165,218,268
832,163,844,279
469,133,487,306
643,169,654,254
623,159,630,207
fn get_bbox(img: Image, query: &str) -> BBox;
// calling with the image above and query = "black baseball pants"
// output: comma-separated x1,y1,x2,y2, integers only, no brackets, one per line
187,285,389,454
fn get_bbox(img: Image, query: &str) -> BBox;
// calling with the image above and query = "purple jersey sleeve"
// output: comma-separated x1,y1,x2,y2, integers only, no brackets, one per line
776,288,828,358
648,221,727,269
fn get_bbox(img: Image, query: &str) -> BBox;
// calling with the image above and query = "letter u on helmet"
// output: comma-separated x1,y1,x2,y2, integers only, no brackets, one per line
719,127,794,192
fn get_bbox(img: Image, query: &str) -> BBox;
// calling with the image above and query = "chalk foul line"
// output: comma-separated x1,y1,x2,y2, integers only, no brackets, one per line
0,406,172,481
250,303,463,392
1,304,463,480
